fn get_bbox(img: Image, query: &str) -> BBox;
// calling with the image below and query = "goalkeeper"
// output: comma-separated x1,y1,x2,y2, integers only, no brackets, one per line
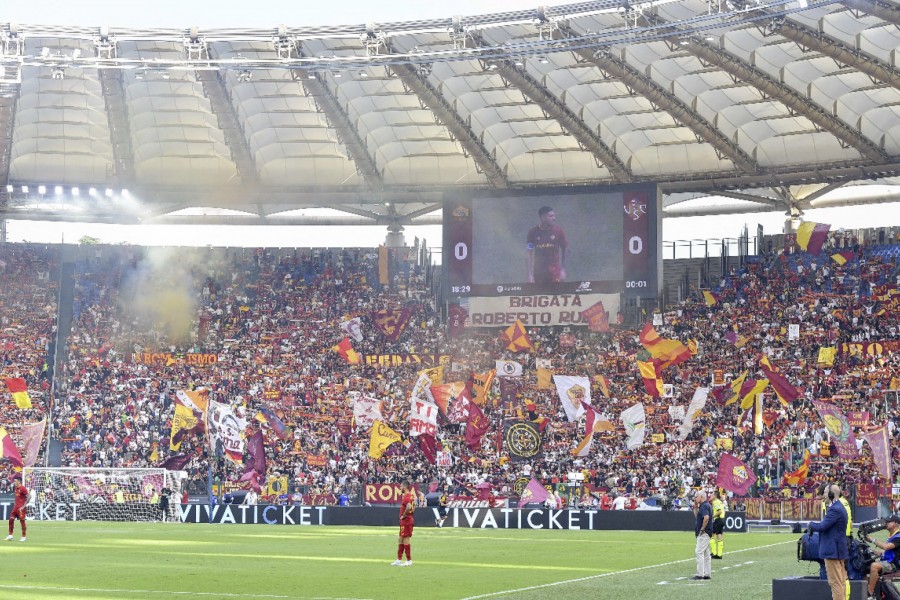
6,476,28,542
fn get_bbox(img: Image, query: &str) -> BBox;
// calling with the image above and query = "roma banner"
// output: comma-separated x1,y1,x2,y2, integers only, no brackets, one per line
716,454,757,495
838,341,900,356
371,307,414,342
465,401,491,451
812,400,858,458
552,375,591,422
431,381,466,415
20,418,46,468
206,400,247,464
862,424,892,481
580,300,610,332
363,353,450,367
505,421,543,462
466,293,620,328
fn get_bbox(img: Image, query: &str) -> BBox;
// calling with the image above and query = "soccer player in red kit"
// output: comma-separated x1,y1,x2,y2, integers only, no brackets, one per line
391,480,415,566
7,477,27,542
526,206,569,286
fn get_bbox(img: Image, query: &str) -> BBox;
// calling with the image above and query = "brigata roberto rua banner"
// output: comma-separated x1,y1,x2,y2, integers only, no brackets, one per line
466,293,620,328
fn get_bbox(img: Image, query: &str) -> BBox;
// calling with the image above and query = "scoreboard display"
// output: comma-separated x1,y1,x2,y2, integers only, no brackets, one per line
443,185,661,299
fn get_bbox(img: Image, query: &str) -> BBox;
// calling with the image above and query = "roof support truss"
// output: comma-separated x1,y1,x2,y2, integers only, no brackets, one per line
98,68,135,186
487,59,632,182
845,0,900,27
556,26,759,175
774,18,900,91
196,69,260,186
391,62,509,188
649,14,890,164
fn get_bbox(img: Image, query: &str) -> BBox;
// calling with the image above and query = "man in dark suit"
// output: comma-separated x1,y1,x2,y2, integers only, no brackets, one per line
809,484,849,600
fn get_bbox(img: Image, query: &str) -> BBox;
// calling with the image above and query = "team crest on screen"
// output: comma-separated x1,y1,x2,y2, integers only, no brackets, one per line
452,206,469,220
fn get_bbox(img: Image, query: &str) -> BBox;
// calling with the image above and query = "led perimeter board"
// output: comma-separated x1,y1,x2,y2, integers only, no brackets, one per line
443,185,661,299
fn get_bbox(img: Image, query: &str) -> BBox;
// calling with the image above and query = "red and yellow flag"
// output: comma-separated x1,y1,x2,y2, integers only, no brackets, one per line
637,361,663,398
782,451,811,486
332,338,361,364
738,379,770,410
759,356,800,407
702,291,718,306
639,324,692,370
4,378,31,409
500,320,533,352
796,222,831,256
830,251,855,265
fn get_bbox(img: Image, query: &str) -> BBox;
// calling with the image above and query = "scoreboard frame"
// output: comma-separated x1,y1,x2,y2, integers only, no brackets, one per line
442,184,662,299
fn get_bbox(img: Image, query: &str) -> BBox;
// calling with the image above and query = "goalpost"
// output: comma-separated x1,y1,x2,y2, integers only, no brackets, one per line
22,467,187,522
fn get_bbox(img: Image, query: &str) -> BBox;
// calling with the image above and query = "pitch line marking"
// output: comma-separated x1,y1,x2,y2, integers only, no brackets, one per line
0,585,370,600
458,540,793,600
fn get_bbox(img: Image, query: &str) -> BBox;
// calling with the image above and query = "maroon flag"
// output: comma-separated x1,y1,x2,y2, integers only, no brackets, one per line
447,304,468,339
371,307,414,342
517,477,551,508
715,453,757,495
447,387,473,423
20,418,46,468
160,454,191,471
812,400,858,458
759,357,800,407
417,434,437,465
465,402,491,452
862,424,892,481
243,431,266,476
580,301,610,333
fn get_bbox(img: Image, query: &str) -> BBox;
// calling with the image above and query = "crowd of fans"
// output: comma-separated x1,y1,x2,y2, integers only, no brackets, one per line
0,228,898,511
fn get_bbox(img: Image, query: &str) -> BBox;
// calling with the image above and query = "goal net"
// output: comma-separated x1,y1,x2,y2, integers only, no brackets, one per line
23,467,187,522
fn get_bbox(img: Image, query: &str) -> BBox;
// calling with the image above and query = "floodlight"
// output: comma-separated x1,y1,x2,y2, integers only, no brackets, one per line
38,185,46,194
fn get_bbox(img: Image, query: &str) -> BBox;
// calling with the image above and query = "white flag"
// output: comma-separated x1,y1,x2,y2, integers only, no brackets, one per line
340,317,364,343
677,387,709,441
535,357,552,370
668,406,685,422
207,400,247,464
553,375,591,422
409,398,439,437
495,360,523,377
788,324,800,341
411,369,437,405
621,403,646,450
352,394,382,431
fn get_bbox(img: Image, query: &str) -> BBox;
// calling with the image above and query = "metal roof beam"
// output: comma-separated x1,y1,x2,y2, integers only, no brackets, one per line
845,0,900,27
391,62,509,188
555,25,758,175
480,56,631,182
776,18,900,91
715,190,784,206
98,68,135,186
649,14,890,164
196,69,260,186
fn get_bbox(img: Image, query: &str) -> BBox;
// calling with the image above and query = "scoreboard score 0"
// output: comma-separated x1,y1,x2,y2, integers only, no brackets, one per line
443,185,661,299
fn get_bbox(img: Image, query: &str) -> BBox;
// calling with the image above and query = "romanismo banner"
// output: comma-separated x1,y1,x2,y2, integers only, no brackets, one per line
466,293,619,327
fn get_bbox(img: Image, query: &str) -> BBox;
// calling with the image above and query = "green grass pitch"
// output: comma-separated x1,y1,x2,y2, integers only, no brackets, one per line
0,522,817,599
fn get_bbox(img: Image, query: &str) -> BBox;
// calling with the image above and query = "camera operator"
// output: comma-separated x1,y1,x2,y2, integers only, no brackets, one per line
865,514,900,600
809,484,849,600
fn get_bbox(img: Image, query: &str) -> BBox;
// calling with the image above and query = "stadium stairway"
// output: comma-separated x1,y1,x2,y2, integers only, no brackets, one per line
48,257,77,467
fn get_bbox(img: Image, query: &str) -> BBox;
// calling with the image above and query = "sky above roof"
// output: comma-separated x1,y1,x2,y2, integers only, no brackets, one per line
6,0,557,28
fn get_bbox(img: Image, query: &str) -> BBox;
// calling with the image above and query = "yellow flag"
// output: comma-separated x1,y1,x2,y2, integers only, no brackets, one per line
702,291,717,306
536,368,553,390
368,420,402,459
471,369,496,406
818,347,836,366
170,403,199,451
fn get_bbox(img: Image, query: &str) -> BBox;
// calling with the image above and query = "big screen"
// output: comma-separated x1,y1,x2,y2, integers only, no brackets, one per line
443,185,660,299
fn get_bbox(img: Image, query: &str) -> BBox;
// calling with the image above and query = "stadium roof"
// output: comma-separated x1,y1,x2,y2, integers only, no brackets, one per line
1,0,899,228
